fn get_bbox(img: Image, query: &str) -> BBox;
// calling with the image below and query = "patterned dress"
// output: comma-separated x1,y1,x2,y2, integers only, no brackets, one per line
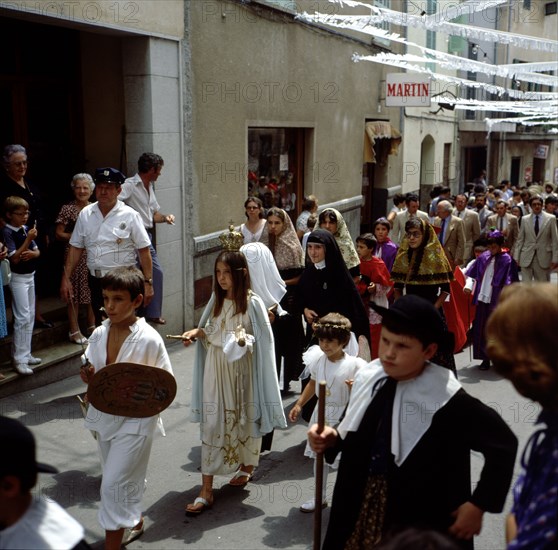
55,201,91,304
200,299,261,474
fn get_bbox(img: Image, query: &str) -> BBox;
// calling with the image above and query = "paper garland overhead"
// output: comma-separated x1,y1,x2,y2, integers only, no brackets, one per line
296,0,558,127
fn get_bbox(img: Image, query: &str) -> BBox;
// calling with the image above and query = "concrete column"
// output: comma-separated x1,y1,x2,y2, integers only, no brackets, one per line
121,36,187,330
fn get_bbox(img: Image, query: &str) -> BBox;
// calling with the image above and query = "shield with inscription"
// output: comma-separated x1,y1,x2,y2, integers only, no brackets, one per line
88,362,176,418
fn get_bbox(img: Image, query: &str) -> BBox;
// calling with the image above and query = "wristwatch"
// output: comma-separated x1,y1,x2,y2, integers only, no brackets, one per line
144,277,153,285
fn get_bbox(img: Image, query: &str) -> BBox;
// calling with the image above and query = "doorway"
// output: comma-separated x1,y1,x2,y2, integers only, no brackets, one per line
0,17,84,295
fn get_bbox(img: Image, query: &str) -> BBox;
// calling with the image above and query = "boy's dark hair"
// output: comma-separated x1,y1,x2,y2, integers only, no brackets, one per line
313,312,351,346
3,196,29,215
356,233,377,250
101,266,144,301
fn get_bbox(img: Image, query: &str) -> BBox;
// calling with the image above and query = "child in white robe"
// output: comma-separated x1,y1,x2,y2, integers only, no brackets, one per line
81,266,173,550
289,312,366,512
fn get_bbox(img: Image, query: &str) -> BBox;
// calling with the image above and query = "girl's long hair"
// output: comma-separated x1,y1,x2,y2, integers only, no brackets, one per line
213,251,251,317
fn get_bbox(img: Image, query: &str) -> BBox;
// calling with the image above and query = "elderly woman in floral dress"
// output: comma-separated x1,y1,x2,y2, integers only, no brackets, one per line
55,173,96,343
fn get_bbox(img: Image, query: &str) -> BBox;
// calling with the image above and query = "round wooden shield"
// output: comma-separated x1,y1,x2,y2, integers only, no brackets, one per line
88,362,177,418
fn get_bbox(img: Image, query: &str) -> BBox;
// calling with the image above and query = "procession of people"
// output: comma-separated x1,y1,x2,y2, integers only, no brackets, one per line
1,145,557,549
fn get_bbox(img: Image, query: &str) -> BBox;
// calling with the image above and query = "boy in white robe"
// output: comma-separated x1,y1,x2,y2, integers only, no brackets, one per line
80,266,173,549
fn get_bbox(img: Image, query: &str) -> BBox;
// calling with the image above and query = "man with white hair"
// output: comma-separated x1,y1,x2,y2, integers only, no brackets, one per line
434,200,465,269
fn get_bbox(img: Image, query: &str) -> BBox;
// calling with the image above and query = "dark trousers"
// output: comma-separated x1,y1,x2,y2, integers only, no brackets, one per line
88,274,104,326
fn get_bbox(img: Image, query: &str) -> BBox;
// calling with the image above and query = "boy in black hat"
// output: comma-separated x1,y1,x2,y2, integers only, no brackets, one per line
308,295,518,550
0,416,89,549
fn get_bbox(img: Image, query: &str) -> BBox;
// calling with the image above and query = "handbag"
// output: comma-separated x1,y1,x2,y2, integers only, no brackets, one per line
0,259,11,286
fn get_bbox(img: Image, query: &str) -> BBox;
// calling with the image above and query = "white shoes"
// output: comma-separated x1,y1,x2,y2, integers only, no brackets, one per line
27,356,42,365
299,498,328,513
14,363,34,375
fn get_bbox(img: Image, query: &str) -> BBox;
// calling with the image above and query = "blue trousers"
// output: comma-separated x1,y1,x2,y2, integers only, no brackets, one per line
137,241,163,319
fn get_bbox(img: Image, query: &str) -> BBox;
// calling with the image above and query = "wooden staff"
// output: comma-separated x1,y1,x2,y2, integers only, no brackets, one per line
314,381,326,550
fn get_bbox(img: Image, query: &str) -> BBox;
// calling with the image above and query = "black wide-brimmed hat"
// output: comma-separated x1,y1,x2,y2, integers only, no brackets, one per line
371,294,452,349
0,416,58,478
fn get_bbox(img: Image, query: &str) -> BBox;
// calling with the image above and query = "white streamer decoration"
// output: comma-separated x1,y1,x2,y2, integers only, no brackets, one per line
296,0,558,128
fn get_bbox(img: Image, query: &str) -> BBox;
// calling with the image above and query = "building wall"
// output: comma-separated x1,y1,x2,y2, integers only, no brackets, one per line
189,0,396,237
4,0,184,38
187,0,401,317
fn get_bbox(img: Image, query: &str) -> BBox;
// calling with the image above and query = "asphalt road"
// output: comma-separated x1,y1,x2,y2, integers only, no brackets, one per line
0,341,536,550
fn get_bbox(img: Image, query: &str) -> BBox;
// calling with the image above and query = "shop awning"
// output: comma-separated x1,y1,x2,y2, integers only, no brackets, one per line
364,121,402,164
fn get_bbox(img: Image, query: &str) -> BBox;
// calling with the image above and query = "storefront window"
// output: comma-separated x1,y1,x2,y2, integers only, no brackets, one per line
247,127,304,220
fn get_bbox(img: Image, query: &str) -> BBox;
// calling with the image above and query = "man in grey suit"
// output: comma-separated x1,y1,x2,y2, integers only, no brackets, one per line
453,194,481,264
514,196,558,282
390,193,429,245
434,200,466,269
486,200,519,252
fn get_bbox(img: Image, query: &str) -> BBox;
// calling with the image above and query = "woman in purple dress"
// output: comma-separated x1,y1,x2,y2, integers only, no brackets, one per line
372,218,398,272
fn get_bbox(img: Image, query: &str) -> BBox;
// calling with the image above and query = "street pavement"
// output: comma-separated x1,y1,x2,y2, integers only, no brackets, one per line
0,340,537,550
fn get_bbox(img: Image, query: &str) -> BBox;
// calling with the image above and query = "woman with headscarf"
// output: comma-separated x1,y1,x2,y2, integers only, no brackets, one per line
391,217,457,374
315,208,361,279
372,217,399,273
262,207,305,392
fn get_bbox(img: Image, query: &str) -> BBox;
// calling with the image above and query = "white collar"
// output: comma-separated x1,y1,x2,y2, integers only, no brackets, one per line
5,223,24,231
314,259,326,270
337,359,461,466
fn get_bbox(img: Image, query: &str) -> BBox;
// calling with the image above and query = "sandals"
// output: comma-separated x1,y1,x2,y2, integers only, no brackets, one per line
185,496,213,516
69,331,88,345
122,518,144,546
229,468,253,487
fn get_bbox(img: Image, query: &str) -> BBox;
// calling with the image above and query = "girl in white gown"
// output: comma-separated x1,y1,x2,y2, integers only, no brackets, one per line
182,249,286,515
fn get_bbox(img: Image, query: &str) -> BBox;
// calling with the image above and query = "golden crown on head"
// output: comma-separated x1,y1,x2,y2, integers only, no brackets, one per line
219,223,244,251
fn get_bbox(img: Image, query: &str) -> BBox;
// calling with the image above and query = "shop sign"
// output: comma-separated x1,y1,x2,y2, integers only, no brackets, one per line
534,144,549,159
386,74,431,107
